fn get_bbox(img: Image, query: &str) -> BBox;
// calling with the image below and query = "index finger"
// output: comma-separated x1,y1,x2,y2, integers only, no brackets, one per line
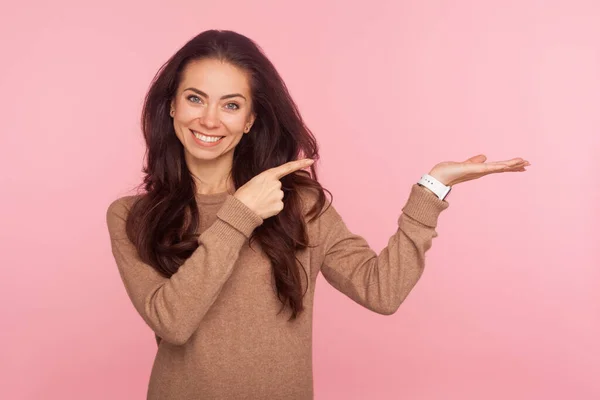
269,158,314,179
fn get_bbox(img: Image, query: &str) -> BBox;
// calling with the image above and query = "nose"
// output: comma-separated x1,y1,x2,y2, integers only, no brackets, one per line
199,104,220,129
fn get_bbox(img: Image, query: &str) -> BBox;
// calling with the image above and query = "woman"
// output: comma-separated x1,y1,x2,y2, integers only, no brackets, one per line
106,29,529,399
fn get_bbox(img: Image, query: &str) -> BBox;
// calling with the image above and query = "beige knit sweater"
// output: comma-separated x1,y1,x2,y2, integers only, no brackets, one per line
106,184,449,399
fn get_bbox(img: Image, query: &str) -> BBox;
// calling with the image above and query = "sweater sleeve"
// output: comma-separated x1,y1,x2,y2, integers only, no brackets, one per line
106,195,263,345
319,184,449,315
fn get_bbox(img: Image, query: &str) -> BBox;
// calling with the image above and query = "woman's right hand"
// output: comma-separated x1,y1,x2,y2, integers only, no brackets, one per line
233,158,314,219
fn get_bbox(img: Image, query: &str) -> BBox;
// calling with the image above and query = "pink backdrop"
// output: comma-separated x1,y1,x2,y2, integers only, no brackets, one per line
2,0,599,399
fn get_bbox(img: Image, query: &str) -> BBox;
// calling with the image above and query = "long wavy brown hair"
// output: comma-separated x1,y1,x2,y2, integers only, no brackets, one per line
125,30,330,320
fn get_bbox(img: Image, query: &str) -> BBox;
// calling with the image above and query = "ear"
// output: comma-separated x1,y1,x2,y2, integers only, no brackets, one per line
245,113,256,133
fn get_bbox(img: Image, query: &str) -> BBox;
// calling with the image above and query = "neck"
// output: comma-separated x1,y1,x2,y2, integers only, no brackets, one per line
185,153,235,195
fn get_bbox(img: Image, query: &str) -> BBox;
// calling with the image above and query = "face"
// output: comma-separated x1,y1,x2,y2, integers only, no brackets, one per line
170,58,255,164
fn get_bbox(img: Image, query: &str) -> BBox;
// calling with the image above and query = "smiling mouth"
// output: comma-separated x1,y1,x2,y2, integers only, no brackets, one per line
191,130,225,143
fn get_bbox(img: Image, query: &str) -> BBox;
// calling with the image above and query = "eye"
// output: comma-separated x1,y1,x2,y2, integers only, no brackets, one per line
225,102,239,110
187,95,202,103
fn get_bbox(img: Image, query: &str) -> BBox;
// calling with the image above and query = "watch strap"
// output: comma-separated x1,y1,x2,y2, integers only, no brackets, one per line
417,174,451,200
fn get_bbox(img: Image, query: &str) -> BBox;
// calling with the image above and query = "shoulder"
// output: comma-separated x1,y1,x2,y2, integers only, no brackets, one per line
106,195,142,239
106,195,139,221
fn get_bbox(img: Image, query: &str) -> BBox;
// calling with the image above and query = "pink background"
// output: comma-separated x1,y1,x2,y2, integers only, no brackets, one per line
2,0,599,399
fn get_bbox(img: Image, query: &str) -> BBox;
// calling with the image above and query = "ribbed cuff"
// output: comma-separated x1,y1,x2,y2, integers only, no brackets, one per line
216,195,264,238
401,184,450,227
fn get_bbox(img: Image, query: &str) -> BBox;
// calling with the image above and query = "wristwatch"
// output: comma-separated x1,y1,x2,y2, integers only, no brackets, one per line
417,174,452,200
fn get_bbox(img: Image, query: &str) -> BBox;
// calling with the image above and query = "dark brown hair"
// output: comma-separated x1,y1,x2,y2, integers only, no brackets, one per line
126,30,330,320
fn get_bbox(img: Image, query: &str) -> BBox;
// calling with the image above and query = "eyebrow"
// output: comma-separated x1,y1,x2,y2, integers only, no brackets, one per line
184,87,247,101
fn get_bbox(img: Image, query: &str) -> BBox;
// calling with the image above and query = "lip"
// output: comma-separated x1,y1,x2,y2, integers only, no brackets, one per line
190,130,225,148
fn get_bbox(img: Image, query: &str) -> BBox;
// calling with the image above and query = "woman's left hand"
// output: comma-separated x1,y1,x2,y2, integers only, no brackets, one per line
428,154,530,186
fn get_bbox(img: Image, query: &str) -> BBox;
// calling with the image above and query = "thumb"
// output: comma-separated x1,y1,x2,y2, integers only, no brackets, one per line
465,154,487,163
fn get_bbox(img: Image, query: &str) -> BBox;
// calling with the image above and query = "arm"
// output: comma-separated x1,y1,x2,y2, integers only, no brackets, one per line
319,184,449,315
106,195,263,345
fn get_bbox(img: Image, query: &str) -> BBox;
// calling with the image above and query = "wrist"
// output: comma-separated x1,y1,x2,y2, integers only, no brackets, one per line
417,173,452,201
427,169,451,186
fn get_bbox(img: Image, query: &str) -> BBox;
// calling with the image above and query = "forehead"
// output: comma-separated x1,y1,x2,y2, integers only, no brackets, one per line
179,58,251,96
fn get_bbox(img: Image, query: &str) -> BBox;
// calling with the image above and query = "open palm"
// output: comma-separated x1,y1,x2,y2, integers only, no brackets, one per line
429,154,530,186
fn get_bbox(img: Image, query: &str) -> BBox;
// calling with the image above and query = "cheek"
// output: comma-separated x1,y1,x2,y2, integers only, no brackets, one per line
220,117,241,131
172,105,198,136
172,118,188,144
222,111,250,129
176,104,199,124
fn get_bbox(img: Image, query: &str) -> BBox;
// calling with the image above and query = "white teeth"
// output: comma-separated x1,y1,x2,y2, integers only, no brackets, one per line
193,131,223,143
